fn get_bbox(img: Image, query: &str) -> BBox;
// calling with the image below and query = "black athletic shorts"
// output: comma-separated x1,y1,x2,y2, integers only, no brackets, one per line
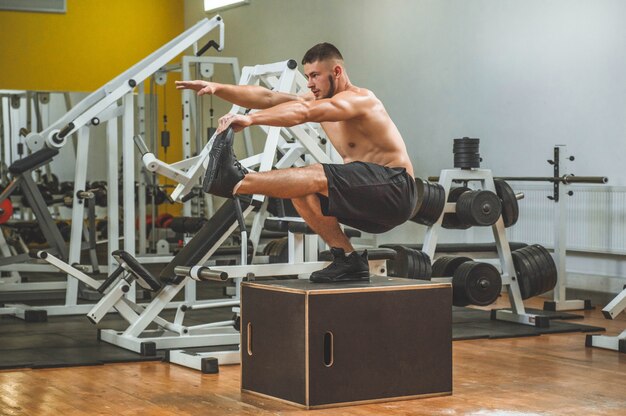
318,161,418,234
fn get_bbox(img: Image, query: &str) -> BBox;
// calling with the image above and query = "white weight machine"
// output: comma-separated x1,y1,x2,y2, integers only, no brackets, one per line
3,17,226,318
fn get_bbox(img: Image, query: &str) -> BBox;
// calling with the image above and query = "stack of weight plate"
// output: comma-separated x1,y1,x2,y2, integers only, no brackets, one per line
432,256,502,307
411,179,446,226
511,244,558,299
453,137,481,169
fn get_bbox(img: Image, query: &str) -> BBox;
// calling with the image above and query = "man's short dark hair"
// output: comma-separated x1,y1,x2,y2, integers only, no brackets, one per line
302,43,344,65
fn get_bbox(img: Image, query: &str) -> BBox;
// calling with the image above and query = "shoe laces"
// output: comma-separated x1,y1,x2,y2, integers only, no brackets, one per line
324,255,349,270
233,158,248,174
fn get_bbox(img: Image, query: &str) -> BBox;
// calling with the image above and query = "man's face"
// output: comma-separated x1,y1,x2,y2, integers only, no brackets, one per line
304,60,336,100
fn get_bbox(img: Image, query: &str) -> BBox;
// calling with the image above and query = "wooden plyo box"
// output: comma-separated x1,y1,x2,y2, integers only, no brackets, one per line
241,276,452,409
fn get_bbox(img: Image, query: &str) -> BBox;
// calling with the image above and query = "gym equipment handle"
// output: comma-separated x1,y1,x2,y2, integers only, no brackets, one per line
58,122,75,139
133,135,150,156
97,266,125,294
196,40,220,56
174,265,228,281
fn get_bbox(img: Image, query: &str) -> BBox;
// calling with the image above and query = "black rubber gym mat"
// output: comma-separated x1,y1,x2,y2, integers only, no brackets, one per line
0,306,233,370
0,314,164,370
452,307,604,341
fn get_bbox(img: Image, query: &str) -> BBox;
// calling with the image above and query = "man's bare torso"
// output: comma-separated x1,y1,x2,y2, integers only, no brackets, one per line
318,87,414,177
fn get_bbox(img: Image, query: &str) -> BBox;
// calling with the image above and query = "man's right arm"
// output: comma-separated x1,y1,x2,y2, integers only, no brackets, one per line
175,80,311,109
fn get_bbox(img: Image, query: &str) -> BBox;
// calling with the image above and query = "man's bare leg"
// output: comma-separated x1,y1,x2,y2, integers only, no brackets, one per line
292,193,369,283
234,164,353,251
291,194,354,252
234,164,328,199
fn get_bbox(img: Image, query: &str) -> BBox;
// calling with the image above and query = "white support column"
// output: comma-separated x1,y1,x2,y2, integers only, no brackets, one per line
122,94,136,302
107,116,119,273
548,145,589,311
2,96,11,166
181,58,194,217
65,127,90,306
137,84,147,255
9,95,24,164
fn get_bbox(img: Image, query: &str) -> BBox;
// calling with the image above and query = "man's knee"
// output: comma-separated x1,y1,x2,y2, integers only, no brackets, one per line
306,164,328,195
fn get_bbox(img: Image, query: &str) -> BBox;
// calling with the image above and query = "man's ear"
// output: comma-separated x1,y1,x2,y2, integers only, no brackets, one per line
333,64,343,79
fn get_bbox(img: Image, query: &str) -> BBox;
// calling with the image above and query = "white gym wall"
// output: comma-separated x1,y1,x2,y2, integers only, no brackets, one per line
186,0,626,295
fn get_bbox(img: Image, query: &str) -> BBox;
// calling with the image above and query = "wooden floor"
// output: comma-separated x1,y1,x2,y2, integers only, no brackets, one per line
0,297,624,416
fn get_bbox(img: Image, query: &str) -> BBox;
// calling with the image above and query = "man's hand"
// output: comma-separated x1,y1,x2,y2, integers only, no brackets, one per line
217,113,253,134
175,80,220,96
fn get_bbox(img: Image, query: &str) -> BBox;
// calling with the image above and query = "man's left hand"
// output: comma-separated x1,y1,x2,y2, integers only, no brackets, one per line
217,113,252,134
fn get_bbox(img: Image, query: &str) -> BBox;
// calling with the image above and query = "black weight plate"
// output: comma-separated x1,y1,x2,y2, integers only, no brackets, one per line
268,238,289,263
410,179,426,220
454,160,480,169
453,137,480,148
411,179,432,225
413,249,432,279
387,245,408,277
453,142,480,150
392,246,432,280
41,173,60,194
412,181,445,226
453,261,502,306
404,248,416,278
431,256,452,277
416,182,446,226
524,245,553,294
458,190,502,226
451,266,472,307
515,247,544,299
519,245,549,295
521,244,552,295
415,181,435,224
511,249,537,299
432,255,472,277
382,244,405,277
442,187,472,229
426,183,446,226
494,180,519,228
59,181,74,194
454,155,481,162
527,244,558,294
453,152,480,158
263,239,276,256
454,153,481,160
479,191,503,225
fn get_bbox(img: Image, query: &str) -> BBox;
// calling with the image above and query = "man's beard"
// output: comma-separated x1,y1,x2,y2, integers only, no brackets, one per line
323,75,335,99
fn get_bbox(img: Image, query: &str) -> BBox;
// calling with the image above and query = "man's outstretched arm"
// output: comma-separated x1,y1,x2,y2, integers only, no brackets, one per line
217,91,369,132
175,80,310,109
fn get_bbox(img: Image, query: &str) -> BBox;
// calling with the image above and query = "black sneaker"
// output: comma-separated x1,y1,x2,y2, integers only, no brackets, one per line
310,248,370,283
202,127,248,198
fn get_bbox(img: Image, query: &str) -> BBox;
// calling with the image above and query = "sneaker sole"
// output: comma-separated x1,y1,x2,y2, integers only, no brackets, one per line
203,128,235,193
310,271,370,284
203,145,223,193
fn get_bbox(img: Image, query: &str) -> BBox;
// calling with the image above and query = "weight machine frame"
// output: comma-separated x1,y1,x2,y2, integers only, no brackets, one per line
37,61,351,369
585,286,626,353
2,17,226,318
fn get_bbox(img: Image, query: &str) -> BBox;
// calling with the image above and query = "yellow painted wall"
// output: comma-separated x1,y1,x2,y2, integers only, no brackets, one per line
0,0,184,92
0,0,186,216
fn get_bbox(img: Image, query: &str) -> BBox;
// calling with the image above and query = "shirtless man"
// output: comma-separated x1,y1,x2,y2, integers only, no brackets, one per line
175,43,417,283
